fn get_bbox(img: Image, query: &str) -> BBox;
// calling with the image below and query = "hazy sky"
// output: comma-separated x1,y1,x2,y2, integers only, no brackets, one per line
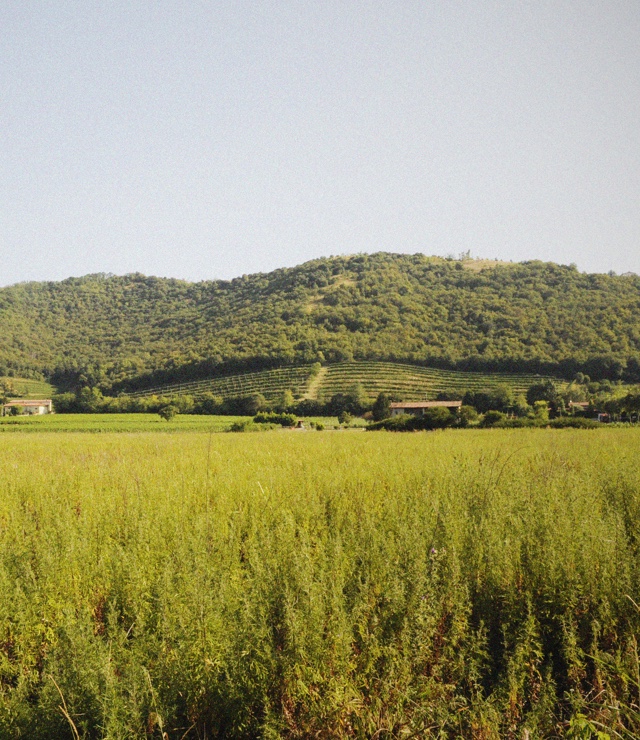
2,1,639,286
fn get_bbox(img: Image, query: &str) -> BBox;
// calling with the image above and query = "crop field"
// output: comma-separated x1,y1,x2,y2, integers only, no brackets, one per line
0,428,639,738
124,366,314,401
123,361,563,403
0,413,254,434
0,414,360,433
0,376,55,399
317,361,564,400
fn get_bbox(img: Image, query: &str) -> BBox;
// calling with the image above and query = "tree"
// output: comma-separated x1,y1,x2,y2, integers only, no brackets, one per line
275,389,295,412
372,392,391,421
158,404,178,421
526,381,557,407
456,405,478,427
338,411,353,425
76,386,104,413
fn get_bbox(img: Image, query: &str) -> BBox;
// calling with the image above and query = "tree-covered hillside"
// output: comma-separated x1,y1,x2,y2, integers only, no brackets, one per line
1,253,639,390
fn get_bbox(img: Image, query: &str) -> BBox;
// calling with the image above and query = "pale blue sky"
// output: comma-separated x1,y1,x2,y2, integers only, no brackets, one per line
1,1,639,286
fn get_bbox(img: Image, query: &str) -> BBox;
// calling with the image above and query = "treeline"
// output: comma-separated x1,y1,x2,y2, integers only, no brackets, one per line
1,254,640,390
51,377,640,432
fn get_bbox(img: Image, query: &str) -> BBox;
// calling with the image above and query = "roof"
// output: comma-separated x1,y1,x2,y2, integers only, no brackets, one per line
390,401,462,409
2,399,52,406
568,401,589,408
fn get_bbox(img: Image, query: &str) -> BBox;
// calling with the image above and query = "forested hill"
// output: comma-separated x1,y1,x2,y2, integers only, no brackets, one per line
2,253,640,390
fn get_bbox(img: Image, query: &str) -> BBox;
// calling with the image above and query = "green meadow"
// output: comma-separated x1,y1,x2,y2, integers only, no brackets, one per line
0,429,639,738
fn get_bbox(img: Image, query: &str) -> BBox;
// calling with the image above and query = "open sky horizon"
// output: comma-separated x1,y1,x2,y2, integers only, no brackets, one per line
2,1,639,287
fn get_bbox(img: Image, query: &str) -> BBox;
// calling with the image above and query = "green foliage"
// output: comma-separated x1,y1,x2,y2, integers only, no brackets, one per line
526,379,558,406
457,404,479,427
0,430,639,736
367,408,455,431
372,391,391,421
253,412,297,427
158,404,178,421
2,255,640,389
480,410,507,427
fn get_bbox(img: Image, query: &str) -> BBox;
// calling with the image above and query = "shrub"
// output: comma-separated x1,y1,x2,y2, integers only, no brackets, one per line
158,404,179,421
480,410,506,428
228,420,255,432
548,416,599,429
253,412,297,427
456,405,479,427
413,407,454,430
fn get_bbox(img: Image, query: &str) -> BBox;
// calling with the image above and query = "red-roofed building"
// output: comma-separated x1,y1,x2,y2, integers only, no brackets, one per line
1,399,53,416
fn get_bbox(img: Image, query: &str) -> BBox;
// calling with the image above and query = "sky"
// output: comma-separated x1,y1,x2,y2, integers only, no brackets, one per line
1,1,639,287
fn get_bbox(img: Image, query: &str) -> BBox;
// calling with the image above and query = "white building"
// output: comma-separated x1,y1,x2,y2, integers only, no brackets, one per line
1,399,53,416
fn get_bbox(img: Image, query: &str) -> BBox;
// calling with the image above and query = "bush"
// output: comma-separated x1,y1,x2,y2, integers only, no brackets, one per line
412,407,454,430
456,405,479,427
223,394,267,416
254,412,297,427
548,416,600,429
228,420,256,432
480,410,506,428
367,410,453,432
158,404,179,421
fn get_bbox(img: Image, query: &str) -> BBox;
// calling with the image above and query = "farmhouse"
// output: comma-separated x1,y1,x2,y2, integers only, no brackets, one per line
1,399,53,416
390,401,462,417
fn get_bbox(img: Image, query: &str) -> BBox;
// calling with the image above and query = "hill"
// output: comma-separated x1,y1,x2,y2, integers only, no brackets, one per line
1,253,639,391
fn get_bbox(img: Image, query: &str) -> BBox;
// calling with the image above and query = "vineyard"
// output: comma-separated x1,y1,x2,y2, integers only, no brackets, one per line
1,377,55,399
124,365,314,400
315,361,564,400
124,361,563,402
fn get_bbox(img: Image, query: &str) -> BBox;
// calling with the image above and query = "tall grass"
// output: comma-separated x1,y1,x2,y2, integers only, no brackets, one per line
0,429,638,738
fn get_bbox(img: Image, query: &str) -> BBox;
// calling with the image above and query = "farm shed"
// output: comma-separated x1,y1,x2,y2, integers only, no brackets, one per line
390,401,462,417
1,399,53,416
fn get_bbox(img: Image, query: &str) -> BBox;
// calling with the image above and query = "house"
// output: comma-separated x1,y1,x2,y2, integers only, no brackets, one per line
1,399,53,416
390,401,462,417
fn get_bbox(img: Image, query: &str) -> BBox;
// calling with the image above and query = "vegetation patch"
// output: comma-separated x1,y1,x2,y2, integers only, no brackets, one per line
0,430,639,737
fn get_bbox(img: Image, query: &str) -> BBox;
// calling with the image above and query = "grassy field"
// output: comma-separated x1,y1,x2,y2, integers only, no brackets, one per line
0,414,361,433
123,361,563,402
0,428,638,738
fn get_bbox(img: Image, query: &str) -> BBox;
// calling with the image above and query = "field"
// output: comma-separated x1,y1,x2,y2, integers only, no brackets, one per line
0,414,361,433
123,367,314,400
0,428,639,738
315,361,563,400
123,361,563,402
0,377,55,399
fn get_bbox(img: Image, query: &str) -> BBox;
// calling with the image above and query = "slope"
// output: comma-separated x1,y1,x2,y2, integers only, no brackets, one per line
0,253,639,390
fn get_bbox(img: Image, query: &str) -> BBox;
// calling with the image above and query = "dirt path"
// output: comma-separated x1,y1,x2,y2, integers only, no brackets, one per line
304,366,328,400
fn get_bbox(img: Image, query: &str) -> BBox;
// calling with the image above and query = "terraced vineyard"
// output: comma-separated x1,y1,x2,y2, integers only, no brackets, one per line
124,361,563,402
1,377,56,399
316,362,564,400
125,366,314,400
